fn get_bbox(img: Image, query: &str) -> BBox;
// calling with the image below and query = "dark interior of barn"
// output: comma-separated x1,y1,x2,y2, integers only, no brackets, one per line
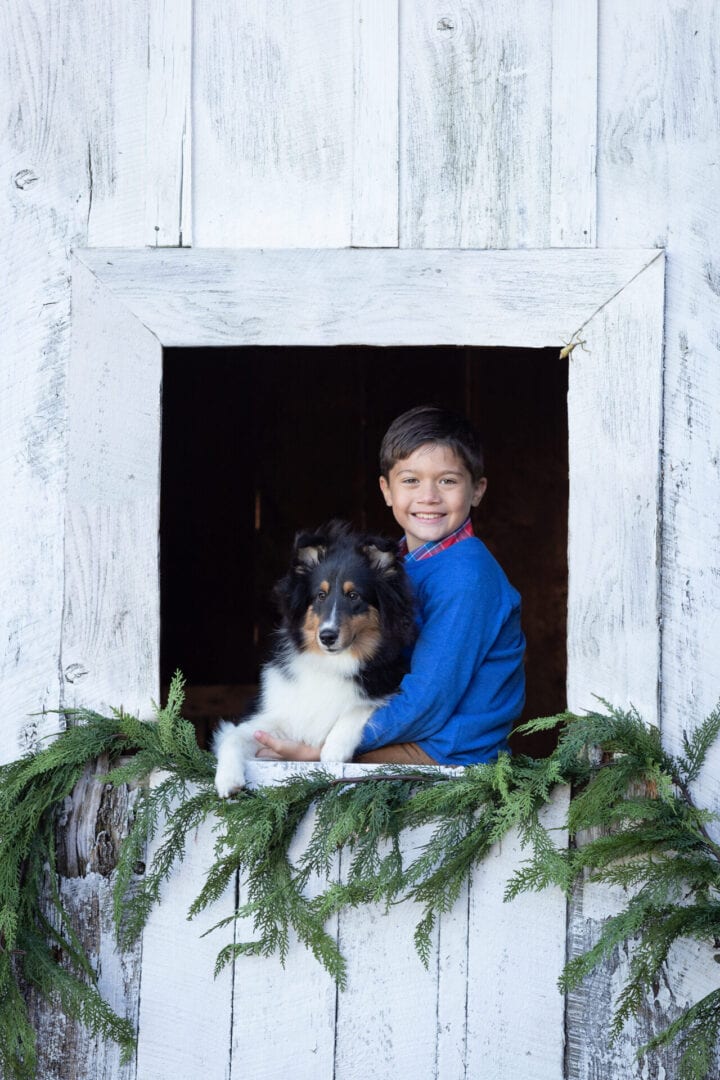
160,345,568,759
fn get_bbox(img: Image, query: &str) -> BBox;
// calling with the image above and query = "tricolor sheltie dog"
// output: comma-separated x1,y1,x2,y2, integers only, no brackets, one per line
213,522,416,797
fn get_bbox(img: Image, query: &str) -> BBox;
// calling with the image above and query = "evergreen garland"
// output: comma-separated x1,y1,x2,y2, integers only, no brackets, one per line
0,673,719,1079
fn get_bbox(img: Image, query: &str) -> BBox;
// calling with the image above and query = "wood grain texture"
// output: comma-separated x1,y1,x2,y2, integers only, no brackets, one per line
566,5,720,1071
565,876,717,1080
597,0,720,810
550,0,597,245
351,0,399,246
230,762,341,1080
145,0,193,247
73,246,660,347
135,780,235,1080
192,0,355,246
466,789,568,1080
334,823,441,1080
566,252,664,724
62,258,163,719
0,0,151,765
27,763,141,1080
399,0,553,248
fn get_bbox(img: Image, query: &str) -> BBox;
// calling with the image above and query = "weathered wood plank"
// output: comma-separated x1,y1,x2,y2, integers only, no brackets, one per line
229,761,339,1079
351,0,399,246
73,246,660,348
465,789,568,1080
192,0,355,246
62,258,163,719
550,0,597,246
565,876,715,1080
27,761,141,1080
568,6,720,1071
0,0,150,765
334,823,441,1079
145,0,193,248
399,0,553,248
597,0,720,809
135,781,235,1080
566,252,664,724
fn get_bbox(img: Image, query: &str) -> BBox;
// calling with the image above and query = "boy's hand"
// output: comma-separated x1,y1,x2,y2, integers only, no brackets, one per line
253,731,321,761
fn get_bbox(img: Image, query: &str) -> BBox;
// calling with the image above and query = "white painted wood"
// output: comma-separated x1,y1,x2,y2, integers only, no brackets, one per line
135,782,235,1080
434,878,470,1079
351,0,399,246
0,0,152,767
466,788,569,1080
229,761,341,1080
564,8,720,1072
192,0,355,247
62,257,163,719
597,0,720,808
75,0,152,249
145,0,193,248
399,0,553,248
550,0,597,246
566,251,665,724
334,823,441,1079
73,246,660,348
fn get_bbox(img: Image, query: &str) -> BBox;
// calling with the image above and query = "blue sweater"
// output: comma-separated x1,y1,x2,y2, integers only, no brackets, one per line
357,537,526,765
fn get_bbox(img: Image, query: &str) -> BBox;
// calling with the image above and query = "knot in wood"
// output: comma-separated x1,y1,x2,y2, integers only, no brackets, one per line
437,17,455,32
13,169,39,190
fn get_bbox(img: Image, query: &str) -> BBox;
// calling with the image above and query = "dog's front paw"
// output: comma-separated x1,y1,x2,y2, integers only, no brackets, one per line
320,734,357,764
214,758,247,798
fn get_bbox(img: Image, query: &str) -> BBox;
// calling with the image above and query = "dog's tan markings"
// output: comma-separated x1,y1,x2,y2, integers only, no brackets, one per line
343,581,357,596
319,580,330,595
348,607,382,663
302,608,324,653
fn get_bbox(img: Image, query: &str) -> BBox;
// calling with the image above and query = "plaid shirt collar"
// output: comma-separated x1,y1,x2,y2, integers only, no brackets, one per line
399,517,474,563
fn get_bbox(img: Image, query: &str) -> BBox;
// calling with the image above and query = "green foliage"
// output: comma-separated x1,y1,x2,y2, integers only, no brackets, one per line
1,677,719,1078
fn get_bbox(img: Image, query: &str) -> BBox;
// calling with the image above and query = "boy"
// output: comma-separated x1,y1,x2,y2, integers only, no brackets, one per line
255,405,525,766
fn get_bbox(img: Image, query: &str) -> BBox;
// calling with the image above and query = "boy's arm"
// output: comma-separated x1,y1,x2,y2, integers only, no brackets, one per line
357,575,513,753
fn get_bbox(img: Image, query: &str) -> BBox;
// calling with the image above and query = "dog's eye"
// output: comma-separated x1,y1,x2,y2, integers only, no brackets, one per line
316,589,327,601
347,590,360,602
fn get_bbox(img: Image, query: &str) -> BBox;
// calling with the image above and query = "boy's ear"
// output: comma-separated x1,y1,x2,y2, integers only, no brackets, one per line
471,477,488,507
379,475,392,506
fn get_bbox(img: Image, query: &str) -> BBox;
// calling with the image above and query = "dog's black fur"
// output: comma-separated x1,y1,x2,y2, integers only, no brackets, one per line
213,521,416,796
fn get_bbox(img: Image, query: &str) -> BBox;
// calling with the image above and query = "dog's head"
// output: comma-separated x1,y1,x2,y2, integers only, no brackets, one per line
277,521,416,661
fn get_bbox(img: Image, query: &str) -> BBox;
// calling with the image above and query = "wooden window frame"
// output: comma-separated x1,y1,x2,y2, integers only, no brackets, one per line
65,247,665,723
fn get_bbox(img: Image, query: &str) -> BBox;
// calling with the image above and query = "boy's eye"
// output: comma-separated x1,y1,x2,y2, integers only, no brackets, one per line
440,477,457,485
401,477,418,485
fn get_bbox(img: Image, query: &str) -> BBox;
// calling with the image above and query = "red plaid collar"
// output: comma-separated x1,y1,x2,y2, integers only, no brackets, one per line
399,517,474,563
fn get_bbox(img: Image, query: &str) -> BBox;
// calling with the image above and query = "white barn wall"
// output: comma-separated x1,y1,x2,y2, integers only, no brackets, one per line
1,1,719,1076
596,0,720,808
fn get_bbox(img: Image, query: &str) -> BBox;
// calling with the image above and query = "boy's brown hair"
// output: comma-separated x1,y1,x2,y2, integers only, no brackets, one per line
379,405,485,482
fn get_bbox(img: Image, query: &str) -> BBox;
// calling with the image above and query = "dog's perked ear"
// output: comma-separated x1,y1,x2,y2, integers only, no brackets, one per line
361,538,400,576
292,531,327,573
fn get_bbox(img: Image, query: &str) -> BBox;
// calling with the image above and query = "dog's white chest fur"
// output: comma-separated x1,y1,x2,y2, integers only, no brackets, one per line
259,651,366,742
213,650,386,797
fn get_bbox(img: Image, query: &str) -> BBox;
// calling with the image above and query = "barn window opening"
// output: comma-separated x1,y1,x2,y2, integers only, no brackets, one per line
160,345,567,758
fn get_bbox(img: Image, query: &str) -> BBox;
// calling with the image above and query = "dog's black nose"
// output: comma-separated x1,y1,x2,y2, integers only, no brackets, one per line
319,628,338,647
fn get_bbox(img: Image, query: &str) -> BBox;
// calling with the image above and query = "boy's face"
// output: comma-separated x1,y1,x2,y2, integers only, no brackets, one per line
379,443,487,552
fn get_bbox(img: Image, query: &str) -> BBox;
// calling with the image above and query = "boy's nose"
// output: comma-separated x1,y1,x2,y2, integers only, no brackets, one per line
418,485,441,502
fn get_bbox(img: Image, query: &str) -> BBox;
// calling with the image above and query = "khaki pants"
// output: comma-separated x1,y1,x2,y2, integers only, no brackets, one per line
354,742,438,765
